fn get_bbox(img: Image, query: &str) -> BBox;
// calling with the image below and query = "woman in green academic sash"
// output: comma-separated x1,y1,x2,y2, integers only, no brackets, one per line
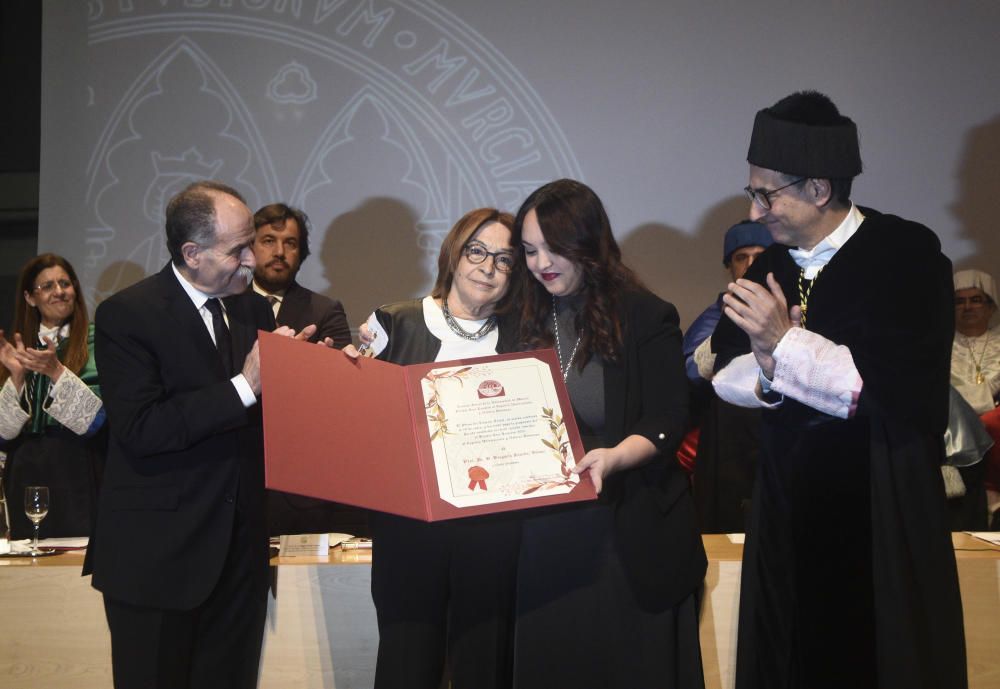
0,254,106,539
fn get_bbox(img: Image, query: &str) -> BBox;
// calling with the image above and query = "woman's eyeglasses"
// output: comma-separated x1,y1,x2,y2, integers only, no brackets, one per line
463,242,515,273
33,279,73,294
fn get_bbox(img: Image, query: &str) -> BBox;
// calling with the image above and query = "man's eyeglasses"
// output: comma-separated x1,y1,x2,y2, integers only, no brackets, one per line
33,279,73,294
744,178,806,210
464,242,515,273
955,295,991,307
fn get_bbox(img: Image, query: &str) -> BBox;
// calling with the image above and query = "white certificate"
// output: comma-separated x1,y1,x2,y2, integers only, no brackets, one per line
421,356,581,508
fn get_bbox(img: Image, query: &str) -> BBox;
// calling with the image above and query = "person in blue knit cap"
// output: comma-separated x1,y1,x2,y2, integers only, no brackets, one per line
683,220,773,383
678,220,771,533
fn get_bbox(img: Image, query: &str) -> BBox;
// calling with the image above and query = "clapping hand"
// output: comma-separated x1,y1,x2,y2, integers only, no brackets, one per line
0,330,26,389
721,273,794,379
243,325,362,394
12,333,65,382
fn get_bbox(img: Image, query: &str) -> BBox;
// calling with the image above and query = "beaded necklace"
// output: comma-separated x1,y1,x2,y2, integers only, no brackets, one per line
441,298,497,341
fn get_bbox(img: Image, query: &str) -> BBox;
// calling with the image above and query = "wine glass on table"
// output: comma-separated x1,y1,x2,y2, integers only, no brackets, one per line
24,486,49,556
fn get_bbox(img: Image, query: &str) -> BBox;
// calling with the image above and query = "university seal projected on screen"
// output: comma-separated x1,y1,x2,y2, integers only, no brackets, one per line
49,1,580,320
421,357,580,508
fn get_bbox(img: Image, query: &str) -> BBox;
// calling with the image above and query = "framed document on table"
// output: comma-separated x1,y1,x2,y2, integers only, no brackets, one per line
259,331,596,521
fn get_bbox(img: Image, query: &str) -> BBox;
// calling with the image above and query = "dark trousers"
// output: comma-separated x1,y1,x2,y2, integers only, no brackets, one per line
102,510,268,689
693,398,761,534
370,511,521,689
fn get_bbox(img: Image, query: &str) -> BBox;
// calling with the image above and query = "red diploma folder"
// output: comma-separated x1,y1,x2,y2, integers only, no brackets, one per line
259,332,596,521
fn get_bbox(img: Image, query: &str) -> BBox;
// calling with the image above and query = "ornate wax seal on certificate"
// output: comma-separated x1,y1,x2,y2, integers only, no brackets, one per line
421,356,580,508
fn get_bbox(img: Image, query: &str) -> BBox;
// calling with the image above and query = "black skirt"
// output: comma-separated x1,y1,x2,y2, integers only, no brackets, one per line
514,501,704,689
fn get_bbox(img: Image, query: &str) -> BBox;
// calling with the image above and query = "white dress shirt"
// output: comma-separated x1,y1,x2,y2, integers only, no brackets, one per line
252,281,284,319
172,263,257,407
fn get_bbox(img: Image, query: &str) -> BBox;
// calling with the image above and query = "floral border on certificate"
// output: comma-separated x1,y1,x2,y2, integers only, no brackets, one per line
522,406,577,495
423,366,472,441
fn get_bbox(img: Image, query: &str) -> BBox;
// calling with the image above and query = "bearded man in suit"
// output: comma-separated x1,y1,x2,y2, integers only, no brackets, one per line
251,202,366,536
251,202,351,348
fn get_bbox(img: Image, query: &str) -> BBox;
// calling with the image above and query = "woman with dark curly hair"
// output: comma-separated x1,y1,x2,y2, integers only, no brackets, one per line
510,179,706,688
0,253,105,540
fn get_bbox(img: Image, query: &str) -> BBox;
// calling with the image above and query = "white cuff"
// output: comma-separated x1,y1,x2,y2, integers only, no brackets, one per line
232,374,258,408
941,465,966,499
771,328,862,419
713,353,783,409
759,369,775,394
0,378,29,440
46,369,103,435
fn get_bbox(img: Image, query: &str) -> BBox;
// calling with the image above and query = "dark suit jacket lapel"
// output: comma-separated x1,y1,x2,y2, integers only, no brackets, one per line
274,281,306,329
223,293,260,366
157,264,229,381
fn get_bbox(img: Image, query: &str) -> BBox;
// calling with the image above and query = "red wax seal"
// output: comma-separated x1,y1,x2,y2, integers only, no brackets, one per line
477,379,504,399
468,465,490,491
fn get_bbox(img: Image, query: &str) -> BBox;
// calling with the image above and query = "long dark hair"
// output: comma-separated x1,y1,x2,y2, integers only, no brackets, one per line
512,179,640,366
1,253,89,384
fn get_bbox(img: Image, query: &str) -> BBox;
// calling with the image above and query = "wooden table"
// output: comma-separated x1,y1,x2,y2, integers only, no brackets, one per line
1,534,997,688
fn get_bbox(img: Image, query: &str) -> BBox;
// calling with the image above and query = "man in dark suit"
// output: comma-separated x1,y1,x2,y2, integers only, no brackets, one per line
252,202,367,536
89,181,313,689
251,202,351,348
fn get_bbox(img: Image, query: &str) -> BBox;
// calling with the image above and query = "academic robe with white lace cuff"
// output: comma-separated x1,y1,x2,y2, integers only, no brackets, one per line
712,207,966,689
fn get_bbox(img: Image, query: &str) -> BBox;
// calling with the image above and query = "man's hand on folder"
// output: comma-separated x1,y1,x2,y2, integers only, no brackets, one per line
293,321,360,358
245,325,322,393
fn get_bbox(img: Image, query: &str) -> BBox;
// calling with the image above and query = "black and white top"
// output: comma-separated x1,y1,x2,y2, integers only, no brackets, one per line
365,295,499,364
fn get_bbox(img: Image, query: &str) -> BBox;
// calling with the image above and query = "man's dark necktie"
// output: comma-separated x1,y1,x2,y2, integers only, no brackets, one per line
205,298,233,376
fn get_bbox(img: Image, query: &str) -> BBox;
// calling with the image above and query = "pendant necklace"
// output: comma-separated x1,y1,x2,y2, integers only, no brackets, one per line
441,298,496,341
966,331,990,385
797,266,824,330
552,294,582,382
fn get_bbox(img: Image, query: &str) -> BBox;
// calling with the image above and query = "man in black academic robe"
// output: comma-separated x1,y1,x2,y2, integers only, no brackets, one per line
712,91,966,689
